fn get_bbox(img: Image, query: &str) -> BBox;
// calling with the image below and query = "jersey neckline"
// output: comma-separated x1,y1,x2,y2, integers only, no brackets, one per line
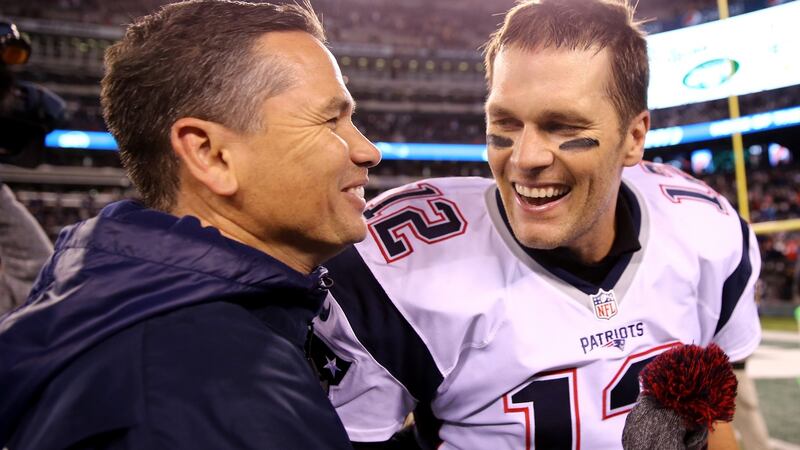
484,179,651,311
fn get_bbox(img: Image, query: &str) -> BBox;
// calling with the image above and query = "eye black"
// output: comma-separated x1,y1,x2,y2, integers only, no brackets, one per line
487,134,514,148
558,137,599,150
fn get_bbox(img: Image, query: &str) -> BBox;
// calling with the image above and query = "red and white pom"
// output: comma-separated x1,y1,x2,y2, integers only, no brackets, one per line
639,343,737,431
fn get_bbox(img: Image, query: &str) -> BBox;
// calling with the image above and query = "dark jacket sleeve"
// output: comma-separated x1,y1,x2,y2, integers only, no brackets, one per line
138,301,354,450
9,302,353,450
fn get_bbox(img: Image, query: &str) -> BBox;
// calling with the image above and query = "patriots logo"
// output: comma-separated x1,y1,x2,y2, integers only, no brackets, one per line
579,322,644,354
603,338,626,351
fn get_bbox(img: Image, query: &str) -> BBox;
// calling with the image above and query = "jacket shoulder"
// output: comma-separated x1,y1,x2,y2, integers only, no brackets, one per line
11,301,352,450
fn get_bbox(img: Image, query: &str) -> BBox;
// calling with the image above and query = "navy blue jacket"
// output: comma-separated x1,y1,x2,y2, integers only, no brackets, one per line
0,201,353,450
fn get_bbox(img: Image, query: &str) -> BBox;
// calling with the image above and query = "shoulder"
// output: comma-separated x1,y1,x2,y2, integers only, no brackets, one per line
325,176,507,329
623,163,759,323
365,176,492,226
624,162,733,217
143,301,300,370
355,177,496,267
141,301,330,407
141,301,352,448
321,178,510,400
623,163,750,260
15,302,351,449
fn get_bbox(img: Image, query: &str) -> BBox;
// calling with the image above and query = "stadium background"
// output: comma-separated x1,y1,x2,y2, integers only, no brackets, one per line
1,0,798,447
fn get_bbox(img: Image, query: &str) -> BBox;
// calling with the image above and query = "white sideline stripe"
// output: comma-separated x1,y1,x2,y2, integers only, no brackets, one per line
747,342,800,379
761,330,800,344
771,437,800,450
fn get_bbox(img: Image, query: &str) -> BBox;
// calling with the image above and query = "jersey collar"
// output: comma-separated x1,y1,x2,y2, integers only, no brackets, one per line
486,180,649,298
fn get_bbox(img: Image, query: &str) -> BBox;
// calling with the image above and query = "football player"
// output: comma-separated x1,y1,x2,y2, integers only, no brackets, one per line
312,0,761,448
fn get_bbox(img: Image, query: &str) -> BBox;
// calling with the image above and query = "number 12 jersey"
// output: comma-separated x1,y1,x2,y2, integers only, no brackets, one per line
313,163,761,450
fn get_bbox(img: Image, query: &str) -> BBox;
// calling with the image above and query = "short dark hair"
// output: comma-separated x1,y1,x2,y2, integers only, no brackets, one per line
483,0,649,128
101,0,325,211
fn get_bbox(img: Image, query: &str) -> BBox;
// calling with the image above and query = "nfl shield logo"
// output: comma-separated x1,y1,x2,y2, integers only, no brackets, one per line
590,289,618,320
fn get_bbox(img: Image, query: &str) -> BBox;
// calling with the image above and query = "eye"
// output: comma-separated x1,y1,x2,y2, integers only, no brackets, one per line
543,122,583,134
325,117,339,129
491,117,523,131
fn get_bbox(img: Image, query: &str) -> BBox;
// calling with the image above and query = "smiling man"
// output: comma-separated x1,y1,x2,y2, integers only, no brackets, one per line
312,0,760,449
0,1,378,449
486,45,645,265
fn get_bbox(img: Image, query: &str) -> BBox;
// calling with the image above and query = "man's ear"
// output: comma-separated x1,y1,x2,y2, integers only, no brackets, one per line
622,110,650,167
170,117,238,196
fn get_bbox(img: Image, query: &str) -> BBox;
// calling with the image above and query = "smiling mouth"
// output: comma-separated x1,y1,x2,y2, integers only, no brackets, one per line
344,185,366,201
514,183,571,207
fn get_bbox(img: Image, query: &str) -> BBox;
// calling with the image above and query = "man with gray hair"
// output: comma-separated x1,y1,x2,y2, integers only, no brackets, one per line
0,1,379,448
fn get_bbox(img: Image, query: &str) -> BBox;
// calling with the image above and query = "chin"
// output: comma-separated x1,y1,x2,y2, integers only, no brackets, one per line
340,220,369,245
519,237,561,250
513,225,565,250
348,230,368,245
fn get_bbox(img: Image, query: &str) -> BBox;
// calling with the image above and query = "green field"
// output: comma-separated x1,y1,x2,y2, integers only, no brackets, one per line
757,378,800,445
761,316,799,332
754,321,800,447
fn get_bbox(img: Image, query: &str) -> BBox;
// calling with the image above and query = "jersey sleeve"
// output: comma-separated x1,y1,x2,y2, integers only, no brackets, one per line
710,218,762,363
313,296,415,442
627,163,762,363
314,246,443,442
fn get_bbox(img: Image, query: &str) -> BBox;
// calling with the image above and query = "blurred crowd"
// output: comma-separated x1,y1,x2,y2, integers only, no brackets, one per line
4,0,794,50
24,82,800,148
650,85,800,129
758,231,799,302
700,168,800,303
5,155,800,303
354,113,486,145
1,0,798,303
9,0,799,142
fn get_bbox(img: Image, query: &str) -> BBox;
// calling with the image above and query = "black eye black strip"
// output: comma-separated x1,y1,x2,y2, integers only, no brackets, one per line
558,137,599,150
487,134,514,148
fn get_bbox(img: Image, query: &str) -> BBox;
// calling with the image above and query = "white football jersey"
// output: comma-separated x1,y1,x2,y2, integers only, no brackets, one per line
313,162,761,450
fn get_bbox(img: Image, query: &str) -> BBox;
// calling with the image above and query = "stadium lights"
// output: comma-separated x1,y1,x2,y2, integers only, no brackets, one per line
45,105,800,162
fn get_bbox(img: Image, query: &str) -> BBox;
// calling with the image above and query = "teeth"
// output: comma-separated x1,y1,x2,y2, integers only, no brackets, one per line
515,184,569,199
346,186,365,200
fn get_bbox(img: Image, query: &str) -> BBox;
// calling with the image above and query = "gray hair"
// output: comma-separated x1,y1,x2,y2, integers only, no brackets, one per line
101,0,325,210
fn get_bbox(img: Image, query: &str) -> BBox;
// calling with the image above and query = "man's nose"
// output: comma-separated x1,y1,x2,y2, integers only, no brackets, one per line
347,123,381,168
510,127,555,170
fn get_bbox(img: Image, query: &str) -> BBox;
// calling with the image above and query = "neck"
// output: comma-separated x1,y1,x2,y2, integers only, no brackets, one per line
170,193,319,275
566,201,618,265
565,234,614,265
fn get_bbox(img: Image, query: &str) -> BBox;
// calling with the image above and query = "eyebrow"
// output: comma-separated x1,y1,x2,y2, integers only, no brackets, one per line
539,111,593,127
321,95,356,116
485,105,515,118
485,105,593,127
